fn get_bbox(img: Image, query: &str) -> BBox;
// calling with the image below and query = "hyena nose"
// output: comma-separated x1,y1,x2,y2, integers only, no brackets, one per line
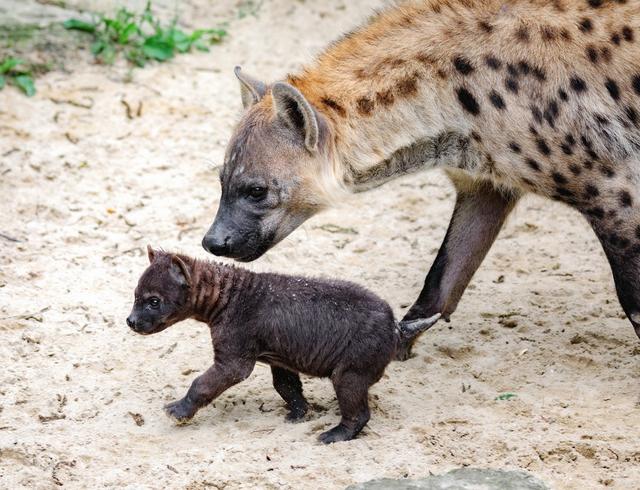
126,316,135,329
202,233,230,256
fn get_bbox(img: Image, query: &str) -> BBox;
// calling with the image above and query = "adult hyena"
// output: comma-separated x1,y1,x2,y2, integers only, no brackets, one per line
202,0,640,357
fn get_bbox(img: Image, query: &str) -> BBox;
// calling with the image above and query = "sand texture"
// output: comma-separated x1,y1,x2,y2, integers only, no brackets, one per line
1,1,639,488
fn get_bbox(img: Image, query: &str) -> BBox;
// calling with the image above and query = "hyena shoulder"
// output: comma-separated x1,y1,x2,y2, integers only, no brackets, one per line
292,0,640,196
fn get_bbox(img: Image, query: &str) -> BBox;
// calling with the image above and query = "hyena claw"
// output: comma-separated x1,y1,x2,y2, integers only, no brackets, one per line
164,398,197,424
397,313,442,339
284,407,307,423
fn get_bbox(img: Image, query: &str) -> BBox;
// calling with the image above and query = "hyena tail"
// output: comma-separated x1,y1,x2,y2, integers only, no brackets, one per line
395,313,442,344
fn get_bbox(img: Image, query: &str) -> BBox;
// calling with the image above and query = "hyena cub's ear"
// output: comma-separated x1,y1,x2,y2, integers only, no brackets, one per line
234,66,266,109
170,255,192,288
147,244,156,263
271,82,319,152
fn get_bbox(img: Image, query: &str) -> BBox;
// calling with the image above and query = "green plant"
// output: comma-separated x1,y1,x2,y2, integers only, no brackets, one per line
495,392,517,401
63,1,227,67
0,57,36,96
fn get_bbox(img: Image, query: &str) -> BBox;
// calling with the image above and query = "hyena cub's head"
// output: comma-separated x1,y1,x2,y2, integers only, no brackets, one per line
126,246,192,335
202,67,336,262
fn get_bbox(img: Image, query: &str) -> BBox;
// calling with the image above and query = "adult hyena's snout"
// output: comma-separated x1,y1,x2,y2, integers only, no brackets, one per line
202,225,232,256
202,208,269,262
202,205,238,256
202,213,247,258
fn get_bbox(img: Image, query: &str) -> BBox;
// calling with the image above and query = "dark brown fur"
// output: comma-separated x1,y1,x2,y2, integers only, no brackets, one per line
126,247,437,443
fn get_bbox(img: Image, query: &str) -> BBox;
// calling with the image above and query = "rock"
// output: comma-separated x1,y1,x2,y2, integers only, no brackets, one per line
347,468,550,490
21,327,43,344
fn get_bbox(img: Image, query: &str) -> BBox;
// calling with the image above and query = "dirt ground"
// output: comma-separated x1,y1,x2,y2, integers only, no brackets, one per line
1,1,639,488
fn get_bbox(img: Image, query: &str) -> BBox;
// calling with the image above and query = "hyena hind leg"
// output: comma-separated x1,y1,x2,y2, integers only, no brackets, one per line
590,219,640,339
319,371,371,444
271,366,309,422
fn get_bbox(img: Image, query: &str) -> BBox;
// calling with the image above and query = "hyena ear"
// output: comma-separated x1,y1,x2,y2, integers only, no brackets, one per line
235,66,266,109
147,245,156,263
170,255,192,287
271,82,319,152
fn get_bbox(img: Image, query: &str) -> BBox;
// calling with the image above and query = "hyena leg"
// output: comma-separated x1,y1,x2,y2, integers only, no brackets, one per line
271,366,309,422
164,360,255,423
397,178,520,360
589,220,640,339
319,371,371,444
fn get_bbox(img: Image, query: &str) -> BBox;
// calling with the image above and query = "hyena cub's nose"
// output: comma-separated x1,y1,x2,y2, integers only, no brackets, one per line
202,233,230,256
126,316,136,329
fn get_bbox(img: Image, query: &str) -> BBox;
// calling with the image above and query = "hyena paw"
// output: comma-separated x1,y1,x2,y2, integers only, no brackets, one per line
164,398,197,424
285,406,308,423
318,424,356,444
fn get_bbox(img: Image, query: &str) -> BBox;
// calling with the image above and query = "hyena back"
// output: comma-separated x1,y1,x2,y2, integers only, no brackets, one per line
203,0,640,354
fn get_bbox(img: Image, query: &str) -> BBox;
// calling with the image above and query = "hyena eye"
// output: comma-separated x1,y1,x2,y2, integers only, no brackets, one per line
148,297,160,309
248,186,267,200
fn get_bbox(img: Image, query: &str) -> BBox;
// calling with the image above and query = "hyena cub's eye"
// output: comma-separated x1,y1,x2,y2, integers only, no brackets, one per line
248,186,267,200
148,297,161,309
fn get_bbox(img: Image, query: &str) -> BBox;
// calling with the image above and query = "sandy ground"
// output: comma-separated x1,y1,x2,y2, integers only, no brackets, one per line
1,1,639,488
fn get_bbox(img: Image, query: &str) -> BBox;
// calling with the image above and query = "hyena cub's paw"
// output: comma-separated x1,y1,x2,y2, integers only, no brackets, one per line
318,424,356,444
284,404,308,423
164,398,197,424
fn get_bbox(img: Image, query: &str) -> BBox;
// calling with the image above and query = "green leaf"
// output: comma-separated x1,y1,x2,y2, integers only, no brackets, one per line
495,392,517,401
194,40,209,52
171,29,191,53
90,40,106,55
126,48,146,67
104,18,122,37
0,57,23,74
188,29,205,42
118,22,140,44
63,18,96,33
13,75,35,96
142,37,174,61
0,75,5,90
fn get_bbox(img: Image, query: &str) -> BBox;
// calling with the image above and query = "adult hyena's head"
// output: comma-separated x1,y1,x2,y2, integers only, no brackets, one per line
202,67,335,262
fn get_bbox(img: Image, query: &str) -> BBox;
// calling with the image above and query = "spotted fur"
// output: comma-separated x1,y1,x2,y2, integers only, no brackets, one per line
209,0,640,346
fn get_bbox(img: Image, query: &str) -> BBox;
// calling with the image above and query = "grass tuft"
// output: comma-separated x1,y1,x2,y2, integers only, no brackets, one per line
0,57,36,96
63,1,227,67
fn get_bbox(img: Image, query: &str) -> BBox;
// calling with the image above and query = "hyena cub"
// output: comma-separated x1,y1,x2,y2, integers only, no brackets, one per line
126,246,438,443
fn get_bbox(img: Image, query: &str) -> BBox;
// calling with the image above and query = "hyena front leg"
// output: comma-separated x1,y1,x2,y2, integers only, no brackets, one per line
164,359,255,423
397,177,520,360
